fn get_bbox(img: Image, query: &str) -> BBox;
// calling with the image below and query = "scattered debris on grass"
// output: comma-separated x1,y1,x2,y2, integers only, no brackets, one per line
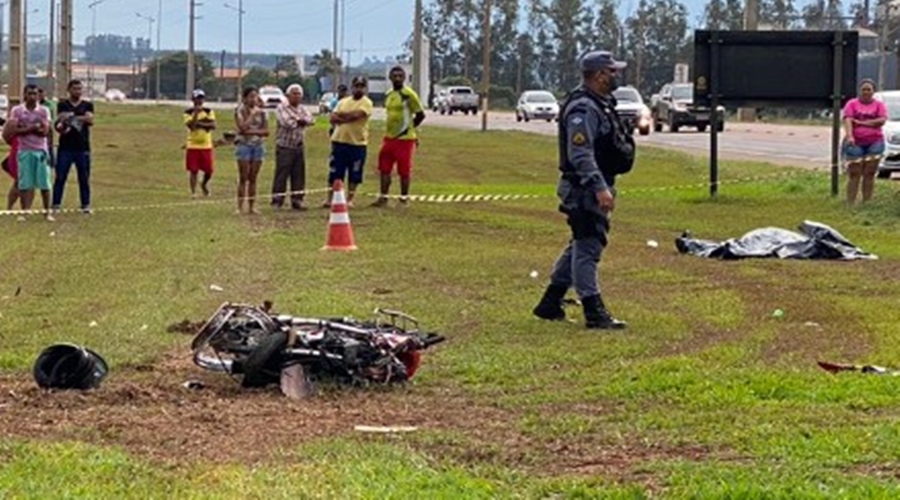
191,302,445,398
354,425,418,433
818,361,900,376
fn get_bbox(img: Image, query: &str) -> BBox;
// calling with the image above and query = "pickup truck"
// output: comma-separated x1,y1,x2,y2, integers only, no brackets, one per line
652,82,724,133
434,86,480,115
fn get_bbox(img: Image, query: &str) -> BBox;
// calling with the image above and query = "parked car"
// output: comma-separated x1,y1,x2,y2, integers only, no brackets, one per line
612,86,651,136
875,90,900,178
515,90,559,122
319,92,336,114
436,86,479,115
652,82,725,133
104,88,126,102
259,85,286,108
0,94,8,115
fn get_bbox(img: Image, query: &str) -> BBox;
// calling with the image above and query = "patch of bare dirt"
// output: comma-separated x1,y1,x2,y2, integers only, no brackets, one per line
166,320,204,335
0,349,734,483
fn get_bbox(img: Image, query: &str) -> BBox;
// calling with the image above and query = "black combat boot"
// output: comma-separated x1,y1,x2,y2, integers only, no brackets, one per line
532,284,569,321
582,295,627,330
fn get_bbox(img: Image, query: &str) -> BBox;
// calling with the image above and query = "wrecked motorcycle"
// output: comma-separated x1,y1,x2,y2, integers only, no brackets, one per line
190,303,445,397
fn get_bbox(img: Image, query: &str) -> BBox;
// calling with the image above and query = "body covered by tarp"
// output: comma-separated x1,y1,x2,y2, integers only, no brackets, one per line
675,221,877,260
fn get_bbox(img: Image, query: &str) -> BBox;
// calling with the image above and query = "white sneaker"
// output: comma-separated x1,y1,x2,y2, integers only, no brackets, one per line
46,214,56,222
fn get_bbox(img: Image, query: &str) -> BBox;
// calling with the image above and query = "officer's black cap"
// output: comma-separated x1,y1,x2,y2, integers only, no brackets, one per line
579,51,626,72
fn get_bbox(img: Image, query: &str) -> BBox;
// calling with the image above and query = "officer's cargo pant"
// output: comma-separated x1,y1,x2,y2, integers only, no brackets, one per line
549,189,610,300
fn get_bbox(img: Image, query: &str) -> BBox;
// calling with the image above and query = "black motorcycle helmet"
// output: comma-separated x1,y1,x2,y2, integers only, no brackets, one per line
33,344,109,390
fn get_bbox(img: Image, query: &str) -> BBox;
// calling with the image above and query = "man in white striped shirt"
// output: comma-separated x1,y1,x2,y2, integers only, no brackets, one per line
272,83,313,210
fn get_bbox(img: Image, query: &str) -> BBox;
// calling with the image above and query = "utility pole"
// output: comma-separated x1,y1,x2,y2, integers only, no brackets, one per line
88,0,108,99
136,13,155,99
0,2,6,91
187,0,199,98
344,48,355,77
879,4,889,89
412,0,422,95
156,0,162,101
48,0,55,96
480,0,491,132
332,0,339,89
739,0,760,122
57,0,71,98
9,0,23,104
224,1,244,98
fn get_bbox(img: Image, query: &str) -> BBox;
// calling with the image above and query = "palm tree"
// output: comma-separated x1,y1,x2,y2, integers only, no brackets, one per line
312,49,343,80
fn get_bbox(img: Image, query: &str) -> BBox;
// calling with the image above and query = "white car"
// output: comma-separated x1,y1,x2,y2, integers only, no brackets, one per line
319,92,336,113
515,90,559,122
259,85,286,108
875,90,900,178
104,89,126,102
612,86,651,136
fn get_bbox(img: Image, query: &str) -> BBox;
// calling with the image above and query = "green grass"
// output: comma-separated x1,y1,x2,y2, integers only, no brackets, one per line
2,103,900,497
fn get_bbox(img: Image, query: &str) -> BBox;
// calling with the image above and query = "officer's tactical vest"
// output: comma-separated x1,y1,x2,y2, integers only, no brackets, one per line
558,88,635,184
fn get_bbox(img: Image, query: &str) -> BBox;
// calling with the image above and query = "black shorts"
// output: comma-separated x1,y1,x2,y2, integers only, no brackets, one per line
328,142,366,185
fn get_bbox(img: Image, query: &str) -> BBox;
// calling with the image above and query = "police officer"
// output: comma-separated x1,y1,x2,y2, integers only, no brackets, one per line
532,50,635,330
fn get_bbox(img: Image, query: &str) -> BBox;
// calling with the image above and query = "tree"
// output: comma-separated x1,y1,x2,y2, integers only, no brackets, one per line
723,0,744,29
594,0,623,56
528,0,558,90
274,55,300,75
143,51,216,99
624,0,690,96
544,0,593,90
802,0,826,30
823,0,847,30
847,0,868,26
311,49,342,79
489,0,522,90
702,0,728,29
243,66,277,91
761,0,798,29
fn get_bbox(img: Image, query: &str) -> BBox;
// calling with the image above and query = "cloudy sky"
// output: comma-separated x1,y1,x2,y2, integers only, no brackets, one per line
20,0,746,58
24,0,419,59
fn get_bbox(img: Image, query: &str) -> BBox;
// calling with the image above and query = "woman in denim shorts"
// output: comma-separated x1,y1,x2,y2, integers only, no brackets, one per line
234,87,269,214
842,79,887,205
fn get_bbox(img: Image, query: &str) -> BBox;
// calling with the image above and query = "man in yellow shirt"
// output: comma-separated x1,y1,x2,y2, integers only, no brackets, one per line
324,76,373,207
183,89,216,197
373,66,425,207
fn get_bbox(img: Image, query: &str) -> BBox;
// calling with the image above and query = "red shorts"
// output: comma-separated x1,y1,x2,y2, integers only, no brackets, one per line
2,154,17,180
377,138,416,179
3,139,19,180
185,148,214,174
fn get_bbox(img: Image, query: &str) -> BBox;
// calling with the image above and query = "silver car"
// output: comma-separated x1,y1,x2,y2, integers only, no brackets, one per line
876,90,900,178
515,90,559,122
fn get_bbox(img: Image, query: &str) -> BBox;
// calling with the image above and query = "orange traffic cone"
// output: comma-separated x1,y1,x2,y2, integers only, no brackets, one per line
322,180,357,251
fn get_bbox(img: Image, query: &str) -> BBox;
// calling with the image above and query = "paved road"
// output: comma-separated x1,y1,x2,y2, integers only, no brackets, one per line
421,110,836,169
123,99,835,168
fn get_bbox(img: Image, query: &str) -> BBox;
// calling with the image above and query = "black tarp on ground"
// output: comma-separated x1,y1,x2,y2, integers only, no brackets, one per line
675,221,877,260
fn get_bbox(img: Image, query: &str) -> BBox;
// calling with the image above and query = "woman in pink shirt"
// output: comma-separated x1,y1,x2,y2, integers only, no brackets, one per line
842,79,887,204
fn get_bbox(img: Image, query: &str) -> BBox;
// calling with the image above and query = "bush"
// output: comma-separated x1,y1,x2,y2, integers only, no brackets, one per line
438,76,474,87
488,85,517,110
